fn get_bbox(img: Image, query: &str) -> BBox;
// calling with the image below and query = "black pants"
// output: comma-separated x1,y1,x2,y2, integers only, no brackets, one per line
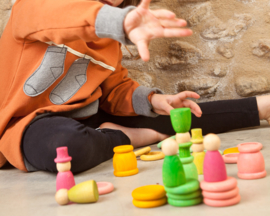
22,97,259,173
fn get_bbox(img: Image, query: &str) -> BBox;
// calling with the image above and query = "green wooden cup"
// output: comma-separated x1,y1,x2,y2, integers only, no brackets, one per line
170,108,191,133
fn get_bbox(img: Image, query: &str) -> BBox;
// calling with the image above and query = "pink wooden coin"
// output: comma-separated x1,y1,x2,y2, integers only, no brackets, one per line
237,142,266,180
204,194,241,207
97,182,114,195
202,187,239,200
200,176,237,192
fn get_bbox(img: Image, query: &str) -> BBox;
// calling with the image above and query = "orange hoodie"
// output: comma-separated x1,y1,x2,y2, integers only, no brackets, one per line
0,0,161,171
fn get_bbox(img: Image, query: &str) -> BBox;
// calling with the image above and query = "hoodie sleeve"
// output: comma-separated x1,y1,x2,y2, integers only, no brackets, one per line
99,44,163,117
11,0,134,44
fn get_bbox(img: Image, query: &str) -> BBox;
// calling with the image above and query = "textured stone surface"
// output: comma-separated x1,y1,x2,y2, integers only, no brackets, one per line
216,43,234,59
211,66,228,77
121,45,139,60
266,12,270,23
128,69,154,88
154,41,202,69
123,0,270,102
235,76,270,97
187,3,211,26
178,78,219,98
178,0,208,2
0,0,13,37
251,39,270,58
2,0,270,102
201,14,253,40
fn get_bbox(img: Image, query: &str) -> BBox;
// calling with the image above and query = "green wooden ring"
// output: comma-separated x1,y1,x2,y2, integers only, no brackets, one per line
179,141,193,149
166,190,201,200
170,108,191,133
180,155,194,164
164,179,200,195
168,197,202,207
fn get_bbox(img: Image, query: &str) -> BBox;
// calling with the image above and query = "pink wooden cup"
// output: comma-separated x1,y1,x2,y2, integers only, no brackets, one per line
237,142,266,180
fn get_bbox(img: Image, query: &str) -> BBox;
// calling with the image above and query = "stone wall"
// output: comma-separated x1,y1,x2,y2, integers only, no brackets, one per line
0,0,14,37
1,0,270,102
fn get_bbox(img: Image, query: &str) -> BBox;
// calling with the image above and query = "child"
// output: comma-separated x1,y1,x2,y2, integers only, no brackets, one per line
0,0,269,174
0,0,202,173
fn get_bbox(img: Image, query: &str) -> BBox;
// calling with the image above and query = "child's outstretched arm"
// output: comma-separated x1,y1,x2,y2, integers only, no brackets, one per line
150,91,202,117
124,0,192,61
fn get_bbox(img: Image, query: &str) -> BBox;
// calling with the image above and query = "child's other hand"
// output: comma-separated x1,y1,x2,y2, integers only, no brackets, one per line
151,91,202,117
124,0,192,62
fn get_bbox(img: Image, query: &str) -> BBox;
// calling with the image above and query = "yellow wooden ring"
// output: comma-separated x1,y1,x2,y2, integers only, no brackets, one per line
134,146,151,157
223,147,239,155
140,151,165,161
133,197,167,208
132,185,166,201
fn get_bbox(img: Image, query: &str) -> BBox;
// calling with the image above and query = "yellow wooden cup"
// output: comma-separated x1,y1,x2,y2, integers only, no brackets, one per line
113,145,139,177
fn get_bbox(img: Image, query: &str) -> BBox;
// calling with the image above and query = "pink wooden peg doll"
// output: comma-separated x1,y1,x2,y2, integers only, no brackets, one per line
55,147,75,191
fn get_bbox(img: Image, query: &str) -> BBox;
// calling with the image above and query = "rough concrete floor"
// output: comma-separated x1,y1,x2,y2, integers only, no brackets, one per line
0,122,269,216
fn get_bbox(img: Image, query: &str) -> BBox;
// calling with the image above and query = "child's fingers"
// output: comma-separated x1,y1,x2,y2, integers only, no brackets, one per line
136,40,150,61
177,91,200,100
182,100,202,117
159,19,187,28
150,9,176,19
162,28,193,38
161,103,175,115
139,0,152,9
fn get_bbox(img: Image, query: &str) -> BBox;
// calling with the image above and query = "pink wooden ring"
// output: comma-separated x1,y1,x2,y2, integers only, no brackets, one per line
202,187,239,200
204,194,241,207
222,153,239,164
237,142,262,153
200,177,237,192
97,182,114,195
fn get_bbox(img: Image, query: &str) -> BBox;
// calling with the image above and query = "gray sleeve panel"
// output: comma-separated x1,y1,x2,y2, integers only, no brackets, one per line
132,86,164,117
95,5,136,45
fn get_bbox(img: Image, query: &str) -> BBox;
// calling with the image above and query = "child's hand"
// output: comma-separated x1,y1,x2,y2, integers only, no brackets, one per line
124,0,192,62
150,91,202,117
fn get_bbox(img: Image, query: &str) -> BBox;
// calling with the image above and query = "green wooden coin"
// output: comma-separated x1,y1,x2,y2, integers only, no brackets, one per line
168,196,202,207
164,179,200,195
170,108,191,133
166,190,201,200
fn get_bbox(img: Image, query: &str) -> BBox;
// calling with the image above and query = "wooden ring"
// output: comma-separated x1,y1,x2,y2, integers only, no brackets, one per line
140,151,165,161
97,182,114,195
222,153,239,164
134,146,151,157
223,147,239,155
